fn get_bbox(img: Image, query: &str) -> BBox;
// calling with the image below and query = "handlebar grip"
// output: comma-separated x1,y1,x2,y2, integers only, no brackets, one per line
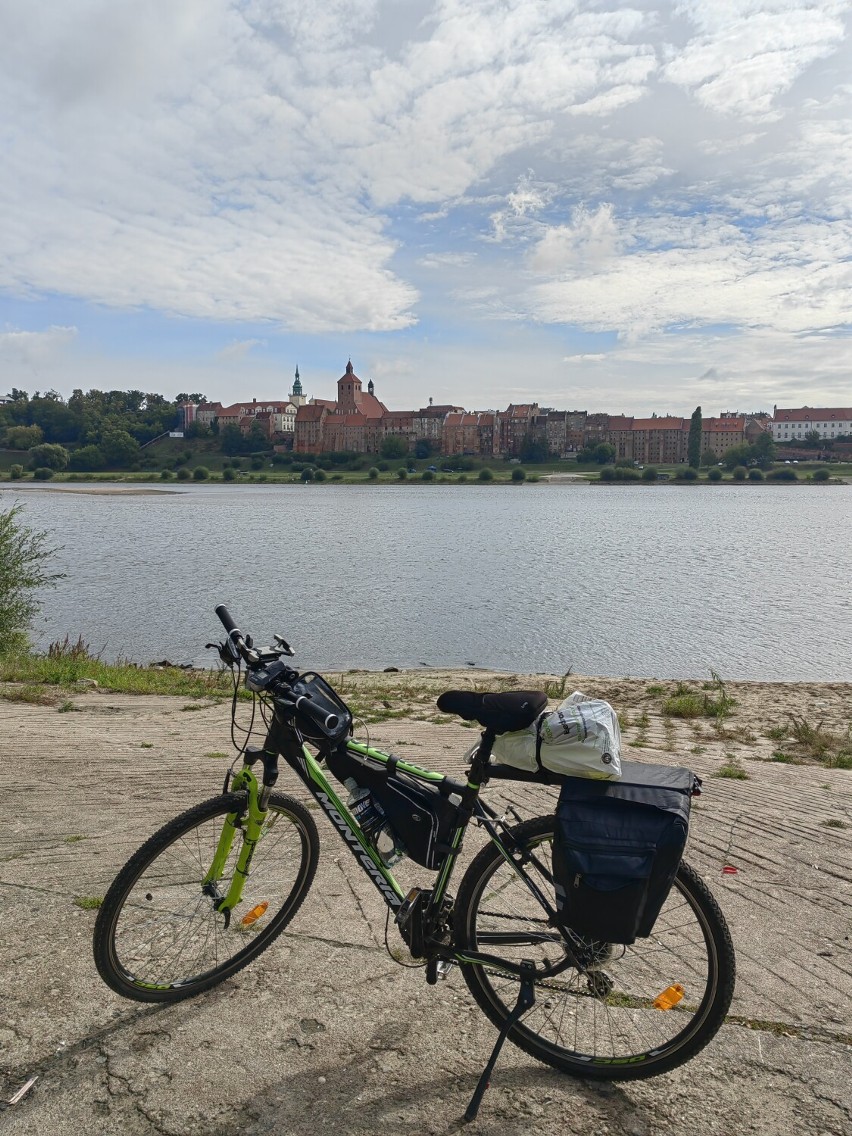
215,605,239,635
293,695,340,733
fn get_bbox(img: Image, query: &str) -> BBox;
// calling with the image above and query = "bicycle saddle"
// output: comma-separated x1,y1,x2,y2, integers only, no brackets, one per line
436,690,547,734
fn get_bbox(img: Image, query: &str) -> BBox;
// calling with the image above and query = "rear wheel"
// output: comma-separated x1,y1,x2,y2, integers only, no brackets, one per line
455,815,735,1079
93,792,319,1002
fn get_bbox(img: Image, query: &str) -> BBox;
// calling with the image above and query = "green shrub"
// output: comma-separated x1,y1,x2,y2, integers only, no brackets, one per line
663,692,705,719
642,466,658,481
599,465,615,481
250,457,264,471
677,467,698,481
368,467,379,480
732,466,747,481
458,474,468,483
28,443,70,471
377,461,389,472
10,465,24,480
193,466,210,481
422,469,435,481
478,468,493,481
301,467,314,482
176,468,191,481
511,467,526,482
222,467,235,481
748,468,764,481
331,473,343,481
313,468,327,482
32,467,54,480
68,444,105,472
706,467,723,481
396,468,407,480
160,469,174,480
768,467,797,481
812,467,830,481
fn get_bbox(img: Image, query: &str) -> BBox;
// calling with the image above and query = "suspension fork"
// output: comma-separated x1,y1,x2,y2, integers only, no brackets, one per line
201,764,268,913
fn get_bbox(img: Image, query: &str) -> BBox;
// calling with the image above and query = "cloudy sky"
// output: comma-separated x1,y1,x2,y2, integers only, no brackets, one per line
2,0,851,414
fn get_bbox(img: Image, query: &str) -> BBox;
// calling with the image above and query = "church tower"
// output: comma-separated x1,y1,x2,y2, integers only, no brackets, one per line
337,359,362,413
289,365,307,407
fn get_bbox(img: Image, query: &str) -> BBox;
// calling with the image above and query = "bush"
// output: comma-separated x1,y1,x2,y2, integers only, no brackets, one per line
301,467,314,482
478,467,494,481
422,469,435,481
642,466,658,481
176,468,191,481
396,468,407,480
732,466,747,481
9,465,24,480
677,467,698,481
250,457,264,471
32,467,54,480
748,468,764,481
767,467,798,481
458,474,468,483
813,467,830,481
377,461,389,472
222,467,235,481
193,466,210,481
0,504,64,654
313,468,327,482
614,457,635,469
706,467,723,482
368,467,379,480
68,444,105,472
291,463,304,473
510,467,526,482
599,465,615,481
28,443,70,471
160,469,174,480
331,473,343,481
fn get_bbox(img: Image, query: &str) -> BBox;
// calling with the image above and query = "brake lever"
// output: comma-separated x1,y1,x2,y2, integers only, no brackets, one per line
206,641,238,667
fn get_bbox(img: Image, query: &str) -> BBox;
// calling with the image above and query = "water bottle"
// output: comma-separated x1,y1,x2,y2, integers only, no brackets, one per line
344,778,405,867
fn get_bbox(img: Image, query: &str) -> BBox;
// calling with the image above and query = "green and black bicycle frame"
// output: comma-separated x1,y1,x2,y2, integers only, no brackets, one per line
222,710,582,987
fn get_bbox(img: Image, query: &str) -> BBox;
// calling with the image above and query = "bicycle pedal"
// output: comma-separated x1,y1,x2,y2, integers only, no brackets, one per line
435,959,454,980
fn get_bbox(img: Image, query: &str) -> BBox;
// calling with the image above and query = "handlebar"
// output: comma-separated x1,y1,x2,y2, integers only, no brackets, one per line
214,604,341,737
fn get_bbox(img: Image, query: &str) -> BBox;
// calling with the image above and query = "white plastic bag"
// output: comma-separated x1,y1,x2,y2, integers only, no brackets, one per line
491,691,621,779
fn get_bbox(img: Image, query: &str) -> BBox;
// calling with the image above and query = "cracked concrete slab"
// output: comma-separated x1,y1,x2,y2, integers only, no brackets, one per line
1,681,851,1135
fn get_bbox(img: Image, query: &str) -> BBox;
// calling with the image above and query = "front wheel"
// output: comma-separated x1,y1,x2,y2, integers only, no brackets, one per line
93,792,319,1002
455,814,735,1079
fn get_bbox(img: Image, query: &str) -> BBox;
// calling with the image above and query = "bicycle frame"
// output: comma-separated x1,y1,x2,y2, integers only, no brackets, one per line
212,709,571,983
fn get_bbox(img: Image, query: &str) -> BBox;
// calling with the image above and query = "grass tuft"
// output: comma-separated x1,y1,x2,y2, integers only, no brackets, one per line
713,757,749,780
72,895,103,910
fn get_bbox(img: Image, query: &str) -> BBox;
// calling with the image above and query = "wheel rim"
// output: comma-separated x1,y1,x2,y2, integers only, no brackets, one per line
465,834,720,1068
108,802,310,991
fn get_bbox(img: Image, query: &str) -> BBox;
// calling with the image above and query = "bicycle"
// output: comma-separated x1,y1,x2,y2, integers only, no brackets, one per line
93,606,736,1120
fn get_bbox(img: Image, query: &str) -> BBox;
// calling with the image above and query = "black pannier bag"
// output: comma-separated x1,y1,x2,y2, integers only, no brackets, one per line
325,745,460,870
552,761,700,945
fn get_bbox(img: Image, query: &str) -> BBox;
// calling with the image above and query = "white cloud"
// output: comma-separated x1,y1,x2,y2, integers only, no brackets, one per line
528,204,623,273
215,338,266,360
0,325,78,367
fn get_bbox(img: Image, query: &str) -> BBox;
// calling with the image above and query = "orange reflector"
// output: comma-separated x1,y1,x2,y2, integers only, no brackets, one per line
240,901,269,927
653,984,685,1011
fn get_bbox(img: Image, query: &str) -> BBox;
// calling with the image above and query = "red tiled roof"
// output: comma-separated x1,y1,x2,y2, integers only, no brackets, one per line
773,407,852,422
606,416,634,430
445,413,464,426
703,417,745,432
632,417,685,430
295,404,327,421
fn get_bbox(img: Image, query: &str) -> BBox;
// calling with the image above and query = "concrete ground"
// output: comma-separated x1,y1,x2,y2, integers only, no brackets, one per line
0,682,850,1135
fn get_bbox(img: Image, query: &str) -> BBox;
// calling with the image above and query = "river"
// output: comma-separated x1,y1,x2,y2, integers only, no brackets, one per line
4,482,850,681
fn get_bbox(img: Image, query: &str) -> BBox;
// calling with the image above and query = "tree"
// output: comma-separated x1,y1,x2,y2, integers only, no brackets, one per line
751,432,776,469
5,424,43,449
0,505,64,653
415,438,436,459
577,442,615,465
687,406,702,469
28,443,70,471
722,443,751,470
68,445,105,471
380,435,408,460
700,448,718,468
100,429,140,466
519,434,549,463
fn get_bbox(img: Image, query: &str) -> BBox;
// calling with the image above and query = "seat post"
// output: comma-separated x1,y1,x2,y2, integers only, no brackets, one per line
467,728,496,788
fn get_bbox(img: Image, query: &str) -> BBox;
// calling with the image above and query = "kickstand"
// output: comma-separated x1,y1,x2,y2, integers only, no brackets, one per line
464,963,536,1123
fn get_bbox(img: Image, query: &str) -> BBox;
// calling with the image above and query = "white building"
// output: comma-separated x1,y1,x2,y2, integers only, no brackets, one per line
772,406,852,442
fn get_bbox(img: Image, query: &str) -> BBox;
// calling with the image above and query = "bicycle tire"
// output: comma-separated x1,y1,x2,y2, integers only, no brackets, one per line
455,814,735,1079
93,791,319,1003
